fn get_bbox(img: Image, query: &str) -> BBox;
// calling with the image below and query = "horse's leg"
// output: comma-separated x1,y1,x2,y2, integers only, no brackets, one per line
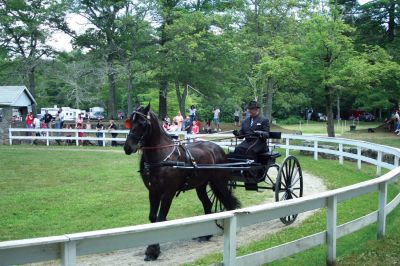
144,191,161,261
196,183,212,214
195,183,213,241
144,190,175,261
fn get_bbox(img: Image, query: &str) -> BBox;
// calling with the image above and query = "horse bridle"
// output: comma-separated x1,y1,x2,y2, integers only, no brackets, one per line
127,111,152,148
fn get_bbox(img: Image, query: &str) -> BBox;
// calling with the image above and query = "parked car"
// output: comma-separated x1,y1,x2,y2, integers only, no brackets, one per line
90,111,105,120
359,112,375,122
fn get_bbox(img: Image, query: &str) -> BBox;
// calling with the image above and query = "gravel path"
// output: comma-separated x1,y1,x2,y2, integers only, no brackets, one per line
72,170,327,266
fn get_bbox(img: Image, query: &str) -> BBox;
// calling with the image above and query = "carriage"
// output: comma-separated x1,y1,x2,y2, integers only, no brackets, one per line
124,105,304,261
170,131,304,225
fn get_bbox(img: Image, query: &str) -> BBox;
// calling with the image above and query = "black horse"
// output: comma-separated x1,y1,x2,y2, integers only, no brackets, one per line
124,104,240,261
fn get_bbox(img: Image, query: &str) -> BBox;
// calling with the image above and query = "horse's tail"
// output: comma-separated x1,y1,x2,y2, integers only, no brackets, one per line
209,181,241,210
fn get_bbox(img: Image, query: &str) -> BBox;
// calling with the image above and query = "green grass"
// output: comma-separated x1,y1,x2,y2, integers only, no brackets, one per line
1,146,399,265
188,152,400,266
0,145,268,241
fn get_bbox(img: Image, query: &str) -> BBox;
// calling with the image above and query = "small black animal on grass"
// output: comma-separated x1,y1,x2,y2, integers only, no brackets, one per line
368,128,375,133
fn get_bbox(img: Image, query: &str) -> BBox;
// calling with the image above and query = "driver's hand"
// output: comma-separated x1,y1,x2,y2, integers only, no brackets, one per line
233,130,239,136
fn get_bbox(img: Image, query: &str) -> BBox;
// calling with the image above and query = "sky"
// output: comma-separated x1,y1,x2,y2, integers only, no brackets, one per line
48,0,374,52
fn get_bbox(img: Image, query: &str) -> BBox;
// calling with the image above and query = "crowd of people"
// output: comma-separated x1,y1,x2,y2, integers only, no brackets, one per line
23,109,119,146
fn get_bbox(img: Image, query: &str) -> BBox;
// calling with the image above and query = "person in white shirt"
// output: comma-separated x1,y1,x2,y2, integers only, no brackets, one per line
213,106,221,131
189,105,196,123
33,115,41,135
234,109,240,126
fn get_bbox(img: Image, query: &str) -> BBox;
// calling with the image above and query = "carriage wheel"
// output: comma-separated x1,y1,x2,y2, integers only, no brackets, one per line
275,155,303,225
206,181,235,213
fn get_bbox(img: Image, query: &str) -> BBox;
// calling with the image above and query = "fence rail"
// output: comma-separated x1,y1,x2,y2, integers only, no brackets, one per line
1,133,400,266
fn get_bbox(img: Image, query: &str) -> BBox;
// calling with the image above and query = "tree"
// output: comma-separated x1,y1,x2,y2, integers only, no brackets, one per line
117,1,156,115
71,0,128,119
0,0,67,98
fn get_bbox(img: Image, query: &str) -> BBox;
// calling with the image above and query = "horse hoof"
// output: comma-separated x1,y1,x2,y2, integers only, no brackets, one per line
197,235,212,242
144,254,157,261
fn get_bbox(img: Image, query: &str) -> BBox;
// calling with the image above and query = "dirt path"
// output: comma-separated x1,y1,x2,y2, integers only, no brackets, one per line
71,170,326,266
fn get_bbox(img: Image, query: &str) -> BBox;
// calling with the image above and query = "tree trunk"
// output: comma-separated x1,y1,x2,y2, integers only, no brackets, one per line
265,78,273,122
325,85,335,137
25,66,36,113
387,1,395,42
126,63,133,116
159,79,168,119
336,95,340,121
175,80,188,117
107,54,117,119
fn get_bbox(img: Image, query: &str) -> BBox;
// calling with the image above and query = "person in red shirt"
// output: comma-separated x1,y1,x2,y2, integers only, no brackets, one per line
192,121,199,134
25,112,34,128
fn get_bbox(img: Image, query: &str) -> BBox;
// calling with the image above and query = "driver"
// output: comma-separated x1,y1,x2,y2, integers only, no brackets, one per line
233,101,269,158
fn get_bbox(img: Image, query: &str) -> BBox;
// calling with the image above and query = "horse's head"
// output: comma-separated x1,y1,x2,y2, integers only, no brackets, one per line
124,104,152,155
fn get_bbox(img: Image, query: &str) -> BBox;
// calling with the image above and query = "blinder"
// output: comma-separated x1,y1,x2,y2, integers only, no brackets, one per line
126,111,152,148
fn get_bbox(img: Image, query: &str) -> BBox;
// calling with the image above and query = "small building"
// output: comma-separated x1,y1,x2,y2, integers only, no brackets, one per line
0,86,37,144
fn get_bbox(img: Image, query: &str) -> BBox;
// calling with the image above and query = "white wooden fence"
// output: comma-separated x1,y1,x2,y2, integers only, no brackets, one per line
1,133,400,266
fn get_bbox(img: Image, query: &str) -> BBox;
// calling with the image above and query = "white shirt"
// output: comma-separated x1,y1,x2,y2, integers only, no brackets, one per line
59,112,64,122
33,118,40,129
189,108,196,116
213,109,220,119
234,110,240,117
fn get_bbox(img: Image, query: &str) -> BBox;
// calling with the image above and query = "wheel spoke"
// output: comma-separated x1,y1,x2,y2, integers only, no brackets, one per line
291,192,299,198
280,192,287,201
290,171,301,187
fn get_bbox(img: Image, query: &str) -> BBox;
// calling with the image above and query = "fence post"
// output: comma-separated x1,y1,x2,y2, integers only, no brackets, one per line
46,130,49,146
395,156,399,168
376,151,382,176
327,195,337,266
75,131,79,146
357,147,362,170
377,182,387,239
103,131,106,147
9,126,12,145
61,241,76,266
223,216,237,266
314,140,318,160
285,138,290,157
339,143,343,165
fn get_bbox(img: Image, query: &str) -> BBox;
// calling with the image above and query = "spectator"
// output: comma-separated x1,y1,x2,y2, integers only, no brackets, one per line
76,122,83,146
212,106,221,131
96,119,104,146
183,116,192,134
54,113,62,145
163,120,170,131
58,109,65,128
76,114,83,128
189,105,196,123
43,110,53,128
173,112,184,131
33,115,41,136
192,121,199,134
169,121,179,132
164,115,171,125
206,119,212,134
395,111,400,135
25,112,34,129
234,109,240,126
108,120,118,147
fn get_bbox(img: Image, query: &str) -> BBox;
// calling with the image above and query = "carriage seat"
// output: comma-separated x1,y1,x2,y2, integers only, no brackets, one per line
257,151,281,165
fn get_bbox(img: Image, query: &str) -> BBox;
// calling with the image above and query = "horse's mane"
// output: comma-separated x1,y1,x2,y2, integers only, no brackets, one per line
131,106,172,140
148,111,172,140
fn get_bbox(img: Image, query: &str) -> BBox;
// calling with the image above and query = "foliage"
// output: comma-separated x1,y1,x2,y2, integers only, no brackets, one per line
0,0,399,135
